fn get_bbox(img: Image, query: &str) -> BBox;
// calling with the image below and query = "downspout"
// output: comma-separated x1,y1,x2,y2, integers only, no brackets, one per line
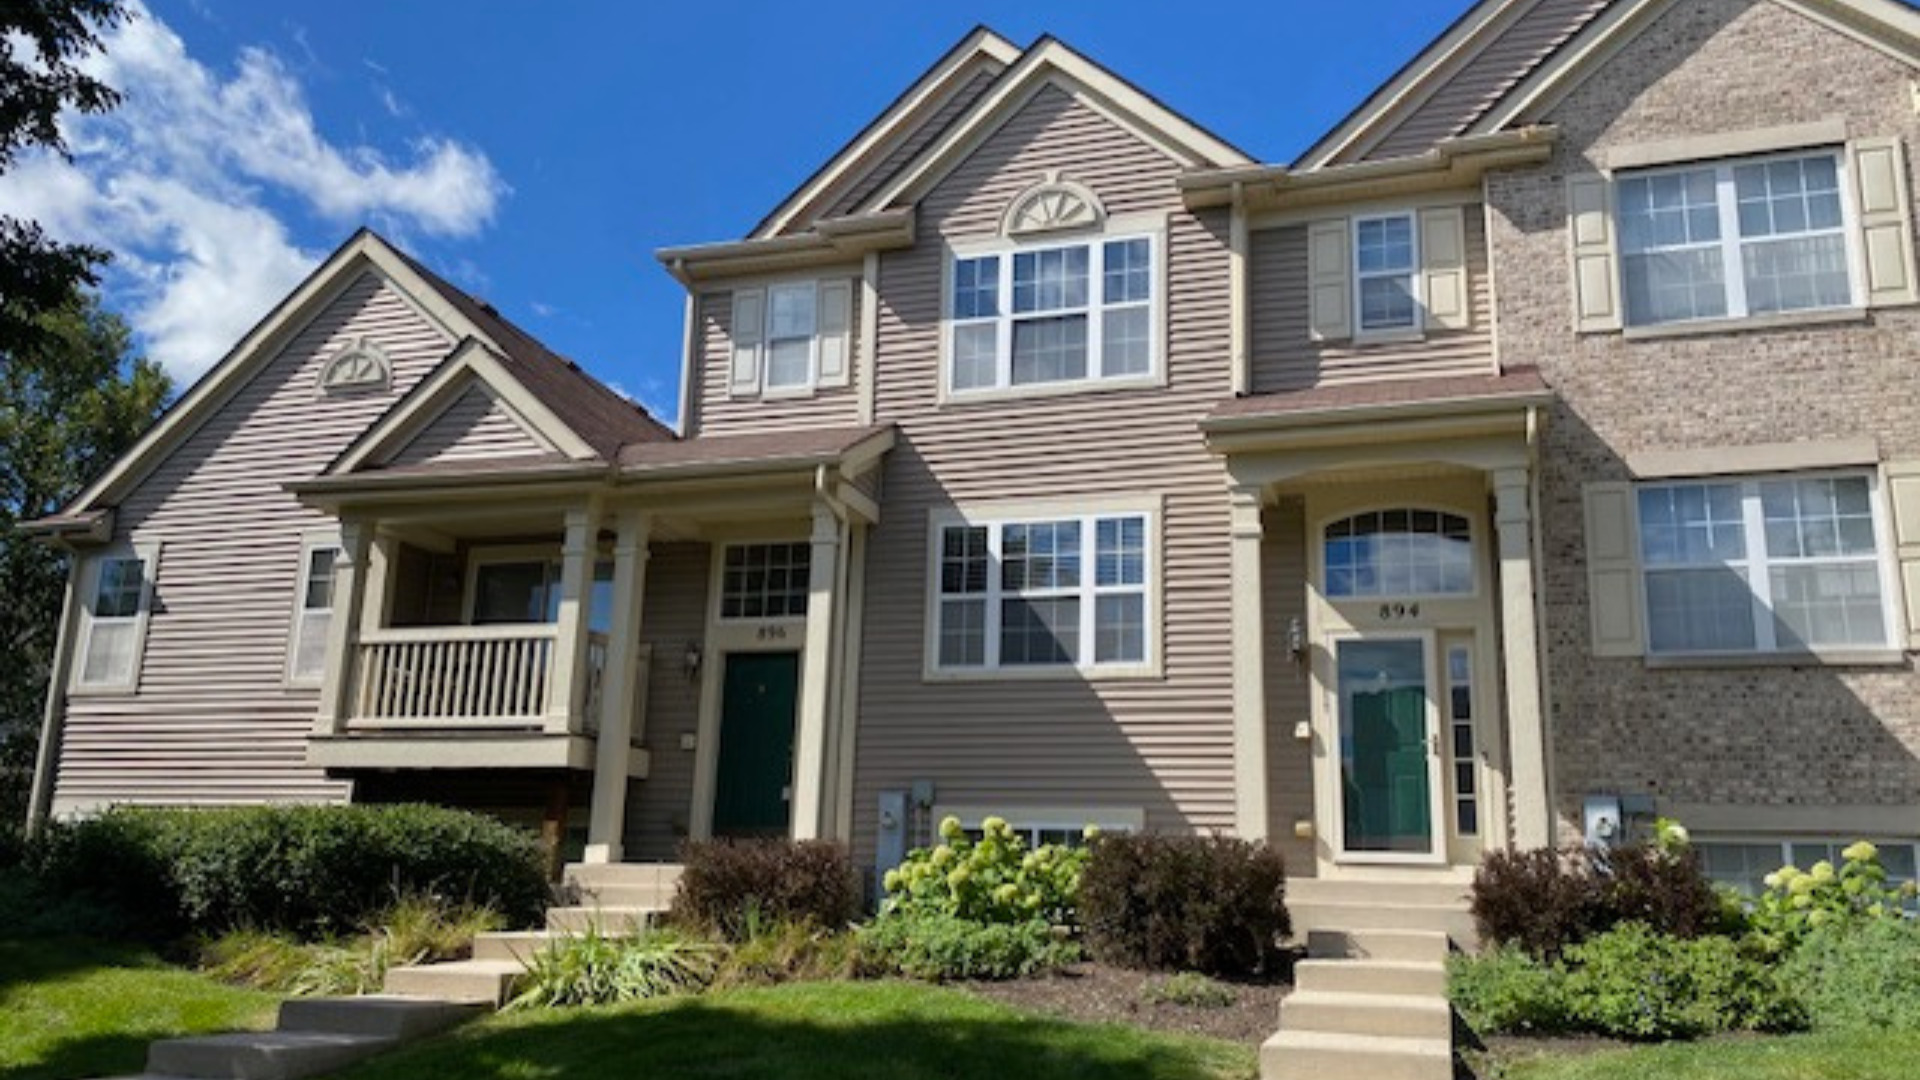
1228,181,1250,397
673,259,696,437
26,549,83,833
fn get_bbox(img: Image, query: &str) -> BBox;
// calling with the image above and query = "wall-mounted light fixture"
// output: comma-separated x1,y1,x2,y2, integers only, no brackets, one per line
1286,616,1307,661
683,641,704,681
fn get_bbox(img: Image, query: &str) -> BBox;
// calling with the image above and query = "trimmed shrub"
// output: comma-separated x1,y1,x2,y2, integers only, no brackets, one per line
1079,834,1288,977
509,925,723,1009
1784,916,1920,1031
35,804,548,941
882,815,1087,925
1472,841,1724,960
1449,946,1571,1035
1561,923,1799,1040
672,838,860,941
854,912,1078,981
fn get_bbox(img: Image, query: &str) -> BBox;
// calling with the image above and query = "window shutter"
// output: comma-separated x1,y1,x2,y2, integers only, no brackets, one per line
1567,175,1622,333
1583,482,1644,656
1849,138,1919,308
1306,219,1352,342
817,279,852,388
1886,461,1920,649
729,288,766,397
1419,206,1470,331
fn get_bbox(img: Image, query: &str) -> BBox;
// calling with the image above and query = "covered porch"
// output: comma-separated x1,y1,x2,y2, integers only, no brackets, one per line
1205,369,1556,880
289,425,892,865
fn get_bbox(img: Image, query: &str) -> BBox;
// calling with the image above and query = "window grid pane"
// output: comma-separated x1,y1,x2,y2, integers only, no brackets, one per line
721,542,811,620
1323,510,1473,598
935,514,1148,671
94,557,146,618
304,548,339,611
949,237,1153,392
1355,215,1417,331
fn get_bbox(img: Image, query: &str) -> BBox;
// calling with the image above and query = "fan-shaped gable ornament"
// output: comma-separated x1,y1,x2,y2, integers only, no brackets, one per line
319,337,391,393
1002,172,1106,237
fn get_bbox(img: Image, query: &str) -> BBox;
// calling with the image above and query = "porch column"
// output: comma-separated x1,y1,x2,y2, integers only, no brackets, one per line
1229,483,1270,841
315,519,372,735
585,509,651,864
790,500,842,841
546,501,603,735
360,531,399,636
1493,467,1553,848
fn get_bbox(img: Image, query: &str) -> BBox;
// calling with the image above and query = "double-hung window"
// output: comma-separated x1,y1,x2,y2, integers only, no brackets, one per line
933,509,1152,674
74,543,159,692
948,235,1157,394
1618,151,1854,327
287,536,340,684
726,278,852,398
1636,471,1894,655
1354,213,1419,333
763,283,817,391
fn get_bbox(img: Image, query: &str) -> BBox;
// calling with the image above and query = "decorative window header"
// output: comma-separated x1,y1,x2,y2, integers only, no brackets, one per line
319,337,391,394
1002,172,1106,238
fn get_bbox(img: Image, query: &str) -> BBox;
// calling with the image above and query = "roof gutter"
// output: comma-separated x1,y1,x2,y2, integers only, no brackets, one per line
1180,126,1558,211
17,508,115,547
657,209,916,284
1200,386,1556,437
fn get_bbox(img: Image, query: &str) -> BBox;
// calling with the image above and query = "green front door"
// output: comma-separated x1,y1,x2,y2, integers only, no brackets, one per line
1337,638,1436,856
713,652,800,838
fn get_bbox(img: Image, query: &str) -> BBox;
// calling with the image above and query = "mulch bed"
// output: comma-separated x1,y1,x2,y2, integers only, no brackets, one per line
963,962,1294,1044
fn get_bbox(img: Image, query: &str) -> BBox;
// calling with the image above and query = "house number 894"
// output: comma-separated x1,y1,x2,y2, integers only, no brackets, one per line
756,625,789,641
1377,602,1421,621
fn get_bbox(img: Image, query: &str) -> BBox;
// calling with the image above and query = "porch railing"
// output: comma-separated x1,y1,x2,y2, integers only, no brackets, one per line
348,625,608,731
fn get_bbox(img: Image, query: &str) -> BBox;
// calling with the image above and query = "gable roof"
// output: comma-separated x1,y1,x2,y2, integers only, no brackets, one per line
856,34,1255,214
1297,0,1920,169
751,26,1021,239
1295,0,1613,170
47,229,670,526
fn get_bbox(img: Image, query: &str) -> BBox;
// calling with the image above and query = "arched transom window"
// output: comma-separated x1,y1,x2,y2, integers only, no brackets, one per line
1324,508,1474,598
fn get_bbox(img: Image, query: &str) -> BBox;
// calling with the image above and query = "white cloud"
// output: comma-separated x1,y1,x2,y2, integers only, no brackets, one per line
0,2,507,381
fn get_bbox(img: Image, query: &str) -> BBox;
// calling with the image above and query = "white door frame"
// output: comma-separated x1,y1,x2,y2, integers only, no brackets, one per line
1320,628,1449,867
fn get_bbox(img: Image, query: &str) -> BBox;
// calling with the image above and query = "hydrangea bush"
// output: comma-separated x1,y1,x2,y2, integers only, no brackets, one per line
1749,841,1917,953
881,816,1089,926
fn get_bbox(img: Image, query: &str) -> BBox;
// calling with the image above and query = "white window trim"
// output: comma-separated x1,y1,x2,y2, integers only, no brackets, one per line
924,496,1163,682
940,218,1167,404
284,529,341,688
1636,469,1901,658
761,280,820,398
1352,211,1423,339
1617,148,1862,330
70,540,161,696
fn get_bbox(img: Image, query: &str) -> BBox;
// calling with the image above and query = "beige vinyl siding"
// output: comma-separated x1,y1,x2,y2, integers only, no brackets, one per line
1262,497,1316,875
385,384,549,467
823,67,1003,221
51,272,453,813
622,541,711,860
852,84,1239,864
688,281,864,437
1249,208,1496,391
1363,0,1611,162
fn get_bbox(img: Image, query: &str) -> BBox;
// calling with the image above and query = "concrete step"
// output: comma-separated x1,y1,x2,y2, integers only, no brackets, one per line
573,882,678,908
1306,929,1452,963
1260,1029,1451,1080
1291,900,1478,946
563,862,683,891
146,1031,393,1080
381,959,525,1007
545,905,662,934
471,930,557,964
276,996,481,1041
1294,957,1448,997
1280,989,1453,1040
1289,878,1471,908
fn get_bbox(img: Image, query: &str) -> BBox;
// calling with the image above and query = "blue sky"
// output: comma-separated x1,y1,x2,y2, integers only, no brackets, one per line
1,0,1470,425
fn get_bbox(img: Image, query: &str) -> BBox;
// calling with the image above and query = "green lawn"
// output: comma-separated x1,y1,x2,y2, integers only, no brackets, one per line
337,980,1258,1080
0,938,277,1080
1499,1031,1920,1080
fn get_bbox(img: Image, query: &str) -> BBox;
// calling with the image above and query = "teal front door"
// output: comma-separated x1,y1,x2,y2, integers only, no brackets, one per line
1336,638,1437,856
713,652,800,838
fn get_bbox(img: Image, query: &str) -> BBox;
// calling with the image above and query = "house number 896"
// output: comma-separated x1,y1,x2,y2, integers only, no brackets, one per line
1377,602,1421,621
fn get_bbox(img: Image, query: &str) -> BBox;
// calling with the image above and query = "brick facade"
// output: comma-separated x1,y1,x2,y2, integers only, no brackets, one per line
1485,0,1920,830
